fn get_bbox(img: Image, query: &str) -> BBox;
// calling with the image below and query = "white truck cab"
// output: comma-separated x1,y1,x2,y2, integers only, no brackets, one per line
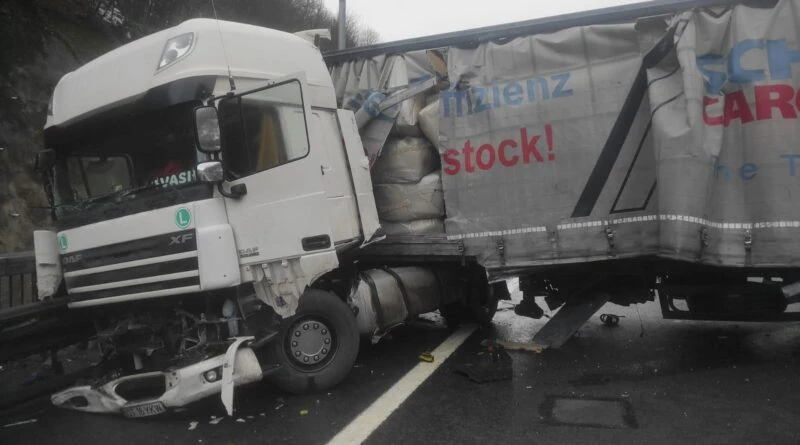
42,19,379,311
37,19,413,417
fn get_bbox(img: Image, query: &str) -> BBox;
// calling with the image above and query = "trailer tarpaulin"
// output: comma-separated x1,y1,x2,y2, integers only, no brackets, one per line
440,0,800,271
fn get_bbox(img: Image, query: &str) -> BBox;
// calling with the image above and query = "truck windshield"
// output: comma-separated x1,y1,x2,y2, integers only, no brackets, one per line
51,102,201,217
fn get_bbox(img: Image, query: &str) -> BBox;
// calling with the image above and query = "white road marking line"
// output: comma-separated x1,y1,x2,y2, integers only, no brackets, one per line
327,325,477,445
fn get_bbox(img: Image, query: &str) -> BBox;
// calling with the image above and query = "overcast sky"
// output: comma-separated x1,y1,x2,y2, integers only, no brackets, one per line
322,0,645,42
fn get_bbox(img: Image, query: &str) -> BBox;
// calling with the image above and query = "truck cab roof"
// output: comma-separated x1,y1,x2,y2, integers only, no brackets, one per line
46,18,336,129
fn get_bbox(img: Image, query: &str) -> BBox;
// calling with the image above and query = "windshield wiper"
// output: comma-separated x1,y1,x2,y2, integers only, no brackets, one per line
79,182,186,210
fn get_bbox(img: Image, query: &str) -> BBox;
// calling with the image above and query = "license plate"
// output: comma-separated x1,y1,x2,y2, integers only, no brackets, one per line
123,401,166,418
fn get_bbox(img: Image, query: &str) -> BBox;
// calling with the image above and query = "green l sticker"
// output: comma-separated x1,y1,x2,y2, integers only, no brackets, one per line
175,207,192,229
58,235,68,251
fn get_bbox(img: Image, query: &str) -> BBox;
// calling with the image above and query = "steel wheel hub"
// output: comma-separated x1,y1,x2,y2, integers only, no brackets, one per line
288,318,334,366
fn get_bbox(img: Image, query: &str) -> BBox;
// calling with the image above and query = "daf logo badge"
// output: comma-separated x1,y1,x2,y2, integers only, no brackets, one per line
62,254,82,265
169,233,194,246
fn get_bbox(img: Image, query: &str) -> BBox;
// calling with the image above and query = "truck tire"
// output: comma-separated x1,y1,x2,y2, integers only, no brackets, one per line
265,289,359,395
441,273,504,327
468,281,504,325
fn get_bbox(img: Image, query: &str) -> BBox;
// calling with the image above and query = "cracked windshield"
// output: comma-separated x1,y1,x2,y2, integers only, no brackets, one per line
52,102,200,215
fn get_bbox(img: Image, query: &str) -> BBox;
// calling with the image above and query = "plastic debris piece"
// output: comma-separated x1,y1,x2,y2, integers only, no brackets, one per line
246,415,254,420
259,413,266,417
236,418,246,423
525,386,533,389
209,417,224,425
419,352,435,363
2,419,37,428
300,409,309,416
188,421,199,431
600,313,622,327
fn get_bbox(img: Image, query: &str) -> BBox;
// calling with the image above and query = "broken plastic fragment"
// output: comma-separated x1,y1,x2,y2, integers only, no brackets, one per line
236,418,245,423
2,419,37,428
300,409,309,416
209,417,224,425
188,421,199,430
419,352,434,363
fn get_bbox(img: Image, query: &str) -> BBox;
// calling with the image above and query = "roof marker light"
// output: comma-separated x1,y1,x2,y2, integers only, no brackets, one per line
157,33,195,72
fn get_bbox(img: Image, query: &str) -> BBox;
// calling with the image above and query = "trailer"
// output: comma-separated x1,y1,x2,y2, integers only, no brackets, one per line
17,0,800,417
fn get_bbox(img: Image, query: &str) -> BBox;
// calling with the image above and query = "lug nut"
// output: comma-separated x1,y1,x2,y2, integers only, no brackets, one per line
321,329,328,335
303,357,309,363
324,338,331,344
313,323,319,329
322,348,328,354
295,351,301,357
294,331,301,337
314,355,319,361
292,341,298,347
303,323,309,330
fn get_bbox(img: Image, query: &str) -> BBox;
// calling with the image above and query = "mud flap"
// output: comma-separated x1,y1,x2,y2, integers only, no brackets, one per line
531,293,611,349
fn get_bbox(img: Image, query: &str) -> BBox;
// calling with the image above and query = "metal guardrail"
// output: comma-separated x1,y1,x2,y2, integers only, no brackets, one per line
0,251,37,310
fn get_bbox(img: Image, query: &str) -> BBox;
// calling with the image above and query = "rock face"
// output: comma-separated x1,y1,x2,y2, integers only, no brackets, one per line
0,1,116,251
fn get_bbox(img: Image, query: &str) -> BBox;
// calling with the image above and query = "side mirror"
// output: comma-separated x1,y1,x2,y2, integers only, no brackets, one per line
197,161,224,183
35,149,56,172
194,106,221,153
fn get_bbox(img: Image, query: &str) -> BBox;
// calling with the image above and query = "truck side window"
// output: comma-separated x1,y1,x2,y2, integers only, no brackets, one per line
219,80,310,177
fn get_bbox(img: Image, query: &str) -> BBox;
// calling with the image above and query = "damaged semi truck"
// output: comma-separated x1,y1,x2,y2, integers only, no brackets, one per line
27,0,800,417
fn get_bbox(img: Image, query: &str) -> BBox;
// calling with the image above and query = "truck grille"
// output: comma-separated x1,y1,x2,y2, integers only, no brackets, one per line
62,229,200,303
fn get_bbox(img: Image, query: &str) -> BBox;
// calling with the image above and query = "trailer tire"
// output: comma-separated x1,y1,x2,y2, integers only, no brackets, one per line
265,289,359,395
467,282,503,325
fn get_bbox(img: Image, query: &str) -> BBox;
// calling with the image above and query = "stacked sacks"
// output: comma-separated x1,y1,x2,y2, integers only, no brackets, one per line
372,137,445,235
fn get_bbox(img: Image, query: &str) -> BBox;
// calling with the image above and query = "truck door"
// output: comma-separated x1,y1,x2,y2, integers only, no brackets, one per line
217,75,336,273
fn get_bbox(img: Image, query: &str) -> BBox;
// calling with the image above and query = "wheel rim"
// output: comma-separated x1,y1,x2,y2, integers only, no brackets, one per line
286,316,337,371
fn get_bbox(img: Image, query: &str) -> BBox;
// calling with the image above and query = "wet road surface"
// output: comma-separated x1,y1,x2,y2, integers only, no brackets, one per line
2,285,799,445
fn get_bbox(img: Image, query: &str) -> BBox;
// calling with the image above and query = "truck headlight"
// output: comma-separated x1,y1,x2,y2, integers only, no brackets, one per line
157,33,195,72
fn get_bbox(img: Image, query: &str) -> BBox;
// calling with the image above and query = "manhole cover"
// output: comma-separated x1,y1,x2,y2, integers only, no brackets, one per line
539,396,637,429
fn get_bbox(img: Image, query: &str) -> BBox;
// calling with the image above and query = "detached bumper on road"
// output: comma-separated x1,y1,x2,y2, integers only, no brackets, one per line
51,338,262,418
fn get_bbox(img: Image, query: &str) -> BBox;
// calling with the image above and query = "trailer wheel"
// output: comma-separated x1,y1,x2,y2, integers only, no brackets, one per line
265,289,359,395
442,272,504,326
467,281,504,324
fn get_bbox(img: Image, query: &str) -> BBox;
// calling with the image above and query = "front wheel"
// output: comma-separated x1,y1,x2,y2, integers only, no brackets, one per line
265,289,359,394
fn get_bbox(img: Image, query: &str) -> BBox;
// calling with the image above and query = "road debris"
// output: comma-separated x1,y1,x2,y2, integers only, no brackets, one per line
492,339,546,353
454,342,513,383
600,313,622,327
300,409,309,416
2,419,37,428
274,398,285,410
188,421,199,430
209,416,224,425
419,352,435,363
236,418,246,423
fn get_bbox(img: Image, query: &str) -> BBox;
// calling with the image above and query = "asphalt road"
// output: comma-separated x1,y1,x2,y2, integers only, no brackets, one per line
2,285,799,445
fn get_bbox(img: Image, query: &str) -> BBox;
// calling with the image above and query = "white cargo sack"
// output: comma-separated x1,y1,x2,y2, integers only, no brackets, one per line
394,94,425,136
418,99,439,148
374,171,445,222
382,218,445,235
371,137,438,184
